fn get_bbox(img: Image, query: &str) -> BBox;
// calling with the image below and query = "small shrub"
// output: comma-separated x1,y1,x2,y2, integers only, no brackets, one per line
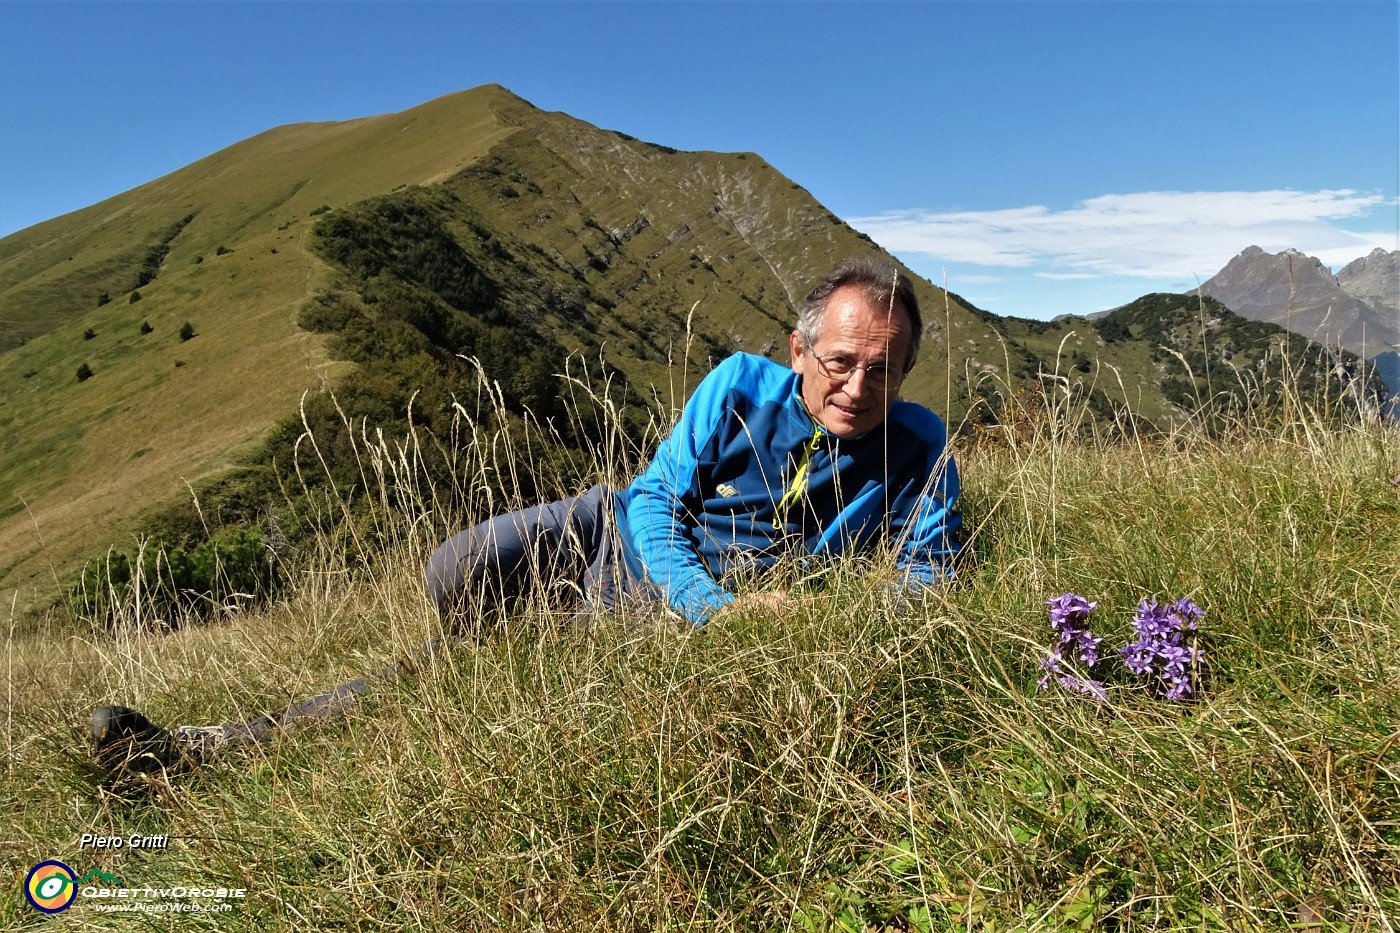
215,245,232,256
310,205,331,216
179,322,196,341
76,362,93,381
97,292,110,307
129,290,142,304
1097,315,1132,343
83,328,96,340
139,321,154,335
70,527,282,628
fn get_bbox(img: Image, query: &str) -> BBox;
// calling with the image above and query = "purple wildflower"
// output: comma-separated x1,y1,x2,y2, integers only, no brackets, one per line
1038,593,1108,701
1164,680,1193,701
1120,596,1205,701
1037,593,1207,704
1046,593,1104,667
1046,593,1097,629
1057,674,1109,702
1121,643,1155,676
1169,598,1204,630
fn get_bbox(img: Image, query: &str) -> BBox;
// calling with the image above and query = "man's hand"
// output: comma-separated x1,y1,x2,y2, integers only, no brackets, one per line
713,590,794,622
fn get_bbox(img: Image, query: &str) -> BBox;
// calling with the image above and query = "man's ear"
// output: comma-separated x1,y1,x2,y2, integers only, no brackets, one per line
789,330,806,371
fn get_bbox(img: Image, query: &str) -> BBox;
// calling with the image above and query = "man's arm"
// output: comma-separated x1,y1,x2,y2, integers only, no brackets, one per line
619,359,742,626
890,412,963,593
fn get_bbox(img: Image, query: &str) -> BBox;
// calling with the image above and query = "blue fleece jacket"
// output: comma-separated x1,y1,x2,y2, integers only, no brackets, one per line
615,352,961,625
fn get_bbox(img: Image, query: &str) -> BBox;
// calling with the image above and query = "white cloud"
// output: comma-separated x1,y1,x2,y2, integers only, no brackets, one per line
850,189,1396,279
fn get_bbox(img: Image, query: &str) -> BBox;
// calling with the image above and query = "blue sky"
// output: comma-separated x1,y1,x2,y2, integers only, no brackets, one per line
2,0,1396,320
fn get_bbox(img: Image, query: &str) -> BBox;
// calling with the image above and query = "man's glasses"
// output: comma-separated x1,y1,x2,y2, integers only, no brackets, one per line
807,349,904,389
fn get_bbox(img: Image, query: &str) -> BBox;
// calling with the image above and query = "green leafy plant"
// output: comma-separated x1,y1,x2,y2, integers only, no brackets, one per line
70,527,281,629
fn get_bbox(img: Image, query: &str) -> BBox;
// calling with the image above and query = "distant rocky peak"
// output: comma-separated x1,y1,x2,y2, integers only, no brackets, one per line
1222,245,1331,279
1281,248,1335,282
1337,248,1399,310
1199,245,1399,358
1201,245,1339,315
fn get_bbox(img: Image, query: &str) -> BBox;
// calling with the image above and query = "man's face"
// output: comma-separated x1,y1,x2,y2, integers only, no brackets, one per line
789,285,913,438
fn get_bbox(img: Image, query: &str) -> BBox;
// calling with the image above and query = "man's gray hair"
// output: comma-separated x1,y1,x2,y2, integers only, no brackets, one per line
795,257,923,370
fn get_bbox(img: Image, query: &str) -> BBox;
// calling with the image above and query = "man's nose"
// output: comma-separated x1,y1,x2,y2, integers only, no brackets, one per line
844,367,872,397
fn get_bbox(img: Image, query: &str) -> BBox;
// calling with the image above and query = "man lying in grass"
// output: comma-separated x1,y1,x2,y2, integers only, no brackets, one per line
91,256,962,770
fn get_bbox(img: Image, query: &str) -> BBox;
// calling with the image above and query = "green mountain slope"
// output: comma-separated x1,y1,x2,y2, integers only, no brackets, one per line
0,87,519,350
1000,294,1386,428
0,85,1377,612
0,86,524,604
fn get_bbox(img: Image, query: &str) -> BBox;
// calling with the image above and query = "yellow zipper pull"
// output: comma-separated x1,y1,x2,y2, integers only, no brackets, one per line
773,426,824,531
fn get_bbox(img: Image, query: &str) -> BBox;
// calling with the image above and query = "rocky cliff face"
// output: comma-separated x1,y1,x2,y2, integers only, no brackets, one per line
1199,246,1399,359
1337,247,1399,311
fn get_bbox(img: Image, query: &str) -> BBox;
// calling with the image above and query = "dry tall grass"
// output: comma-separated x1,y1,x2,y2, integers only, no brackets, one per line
3,352,1397,930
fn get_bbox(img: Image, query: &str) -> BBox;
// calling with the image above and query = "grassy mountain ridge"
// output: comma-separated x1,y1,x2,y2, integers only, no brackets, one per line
0,86,536,605
0,86,525,352
0,84,1377,613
